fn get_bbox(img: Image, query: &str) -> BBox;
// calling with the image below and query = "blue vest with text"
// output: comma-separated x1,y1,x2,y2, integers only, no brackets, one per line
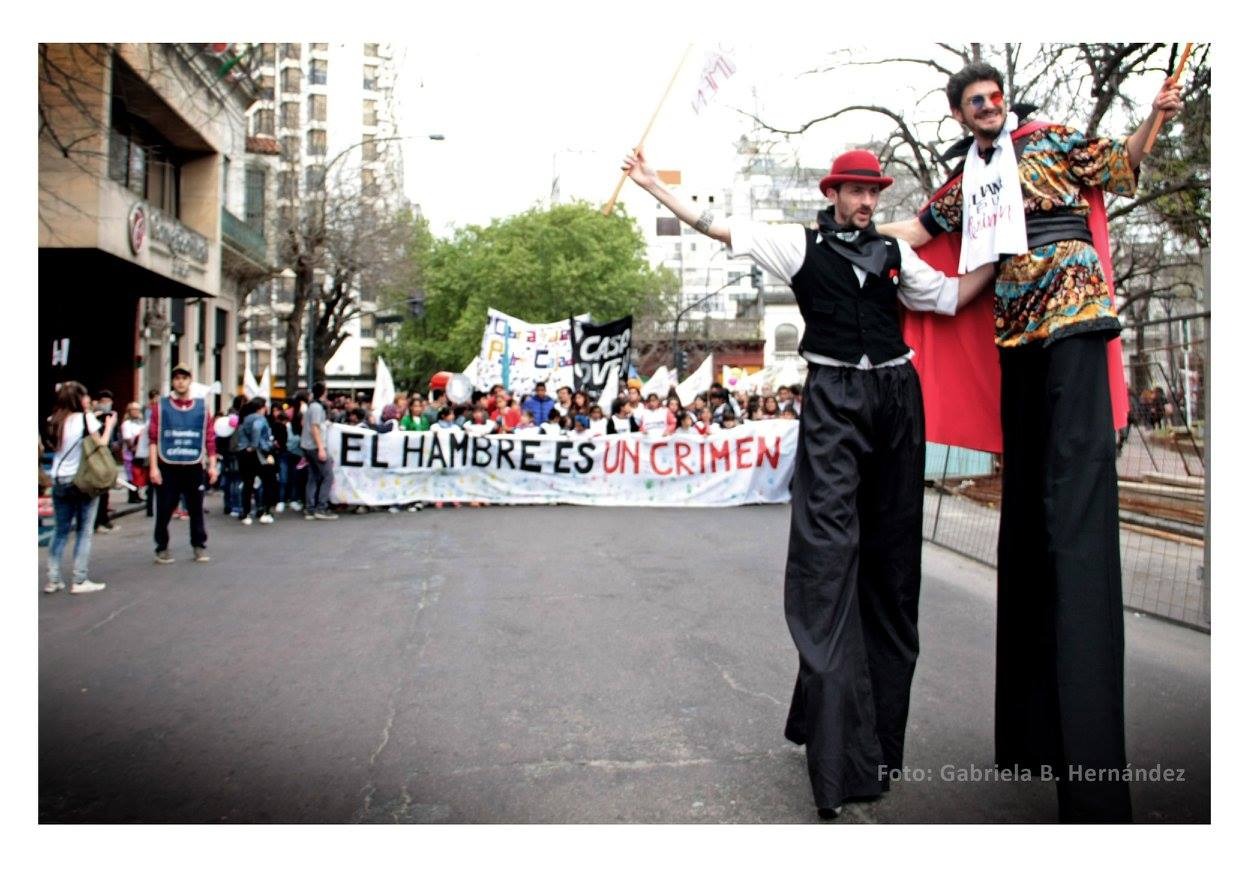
157,397,206,464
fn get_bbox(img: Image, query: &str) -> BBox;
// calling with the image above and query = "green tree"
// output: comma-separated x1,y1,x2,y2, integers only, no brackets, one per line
379,202,673,389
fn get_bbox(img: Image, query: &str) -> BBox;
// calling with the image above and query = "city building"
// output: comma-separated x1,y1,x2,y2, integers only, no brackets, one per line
240,42,407,395
39,43,260,417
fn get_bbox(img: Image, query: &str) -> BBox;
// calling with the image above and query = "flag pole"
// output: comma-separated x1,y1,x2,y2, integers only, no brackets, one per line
1144,42,1194,149
602,43,694,216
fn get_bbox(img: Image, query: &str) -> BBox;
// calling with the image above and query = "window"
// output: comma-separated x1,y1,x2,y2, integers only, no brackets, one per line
282,67,301,93
309,58,327,85
278,171,298,201
305,165,325,190
359,313,375,339
252,108,274,136
310,43,328,52
259,44,276,64
282,43,301,61
363,64,378,90
278,205,294,227
364,43,379,57
257,74,274,101
307,129,327,156
308,93,327,122
361,135,377,161
280,101,300,129
281,136,300,161
360,347,375,374
361,168,377,196
109,79,182,216
774,324,799,354
656,217,681,236
362,100,377,126
245,168,266,232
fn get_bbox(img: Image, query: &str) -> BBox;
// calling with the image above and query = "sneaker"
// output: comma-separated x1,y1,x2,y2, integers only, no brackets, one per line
194,547,210,563
388,506,401,514
155,550,174,564
407,504,422,512
43,580,65,594
353,505,369,514
274,503,285,513
304,513,316,520
289,501,303,511
314,511,339,520
96,523,115,533
259,513,275,524
174,510,189,520
70,580,107,594
241,516,253,526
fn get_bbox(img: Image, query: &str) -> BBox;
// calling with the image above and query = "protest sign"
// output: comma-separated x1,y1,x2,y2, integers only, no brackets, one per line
571,315,632,404
476,307,589,395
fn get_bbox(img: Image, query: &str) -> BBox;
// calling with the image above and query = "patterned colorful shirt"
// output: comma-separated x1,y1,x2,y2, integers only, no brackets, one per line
919,124,1138,348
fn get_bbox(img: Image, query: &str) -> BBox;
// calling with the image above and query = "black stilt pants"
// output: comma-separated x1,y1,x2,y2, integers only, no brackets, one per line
783,362,925,809
996,333,1131,823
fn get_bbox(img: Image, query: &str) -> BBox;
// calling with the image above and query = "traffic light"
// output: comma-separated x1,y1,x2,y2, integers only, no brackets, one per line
750,264,764,292
679,349,689,374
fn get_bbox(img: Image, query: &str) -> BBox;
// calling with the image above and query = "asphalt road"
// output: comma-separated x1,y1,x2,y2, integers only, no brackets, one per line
38,502,1210,823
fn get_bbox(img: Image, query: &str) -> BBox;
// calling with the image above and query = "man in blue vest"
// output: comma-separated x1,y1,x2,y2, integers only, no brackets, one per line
624,148,994,819
149,362,219,563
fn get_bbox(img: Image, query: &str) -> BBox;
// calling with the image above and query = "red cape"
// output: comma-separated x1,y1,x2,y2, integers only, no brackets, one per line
902,121,1129,454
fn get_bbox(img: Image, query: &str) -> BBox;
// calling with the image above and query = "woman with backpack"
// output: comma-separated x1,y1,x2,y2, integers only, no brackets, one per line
44,381,115,594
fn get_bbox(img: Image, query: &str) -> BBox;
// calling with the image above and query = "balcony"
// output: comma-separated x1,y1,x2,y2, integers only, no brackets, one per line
221,207,270,277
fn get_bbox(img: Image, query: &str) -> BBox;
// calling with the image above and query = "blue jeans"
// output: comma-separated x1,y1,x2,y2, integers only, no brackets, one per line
47,480,99,584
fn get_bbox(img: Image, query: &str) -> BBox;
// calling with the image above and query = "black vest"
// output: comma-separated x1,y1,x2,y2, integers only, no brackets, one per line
792,227,908,365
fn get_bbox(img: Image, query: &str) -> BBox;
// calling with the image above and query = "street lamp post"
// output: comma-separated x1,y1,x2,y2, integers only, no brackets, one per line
673,278,739,374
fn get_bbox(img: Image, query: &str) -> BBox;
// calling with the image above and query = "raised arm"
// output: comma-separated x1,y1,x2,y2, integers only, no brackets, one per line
622,150,731,245
1125,78,1185,168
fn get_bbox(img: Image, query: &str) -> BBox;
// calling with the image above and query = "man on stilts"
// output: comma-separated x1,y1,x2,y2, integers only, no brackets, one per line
883,62,1184,823
623,147,994,818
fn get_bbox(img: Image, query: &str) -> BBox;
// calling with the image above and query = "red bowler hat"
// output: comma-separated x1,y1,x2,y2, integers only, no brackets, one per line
819,149,894,195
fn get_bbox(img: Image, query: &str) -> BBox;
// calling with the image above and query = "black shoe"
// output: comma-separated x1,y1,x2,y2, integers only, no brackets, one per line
817,806,842,820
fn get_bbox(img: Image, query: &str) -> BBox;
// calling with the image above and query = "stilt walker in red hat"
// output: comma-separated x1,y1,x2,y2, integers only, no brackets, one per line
623,147,995,819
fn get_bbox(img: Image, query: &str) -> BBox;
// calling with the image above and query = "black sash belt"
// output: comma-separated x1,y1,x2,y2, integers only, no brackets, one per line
1023,211,1092,249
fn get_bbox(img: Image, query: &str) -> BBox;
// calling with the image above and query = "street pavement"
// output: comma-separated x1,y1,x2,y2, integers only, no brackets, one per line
38,501,1210,823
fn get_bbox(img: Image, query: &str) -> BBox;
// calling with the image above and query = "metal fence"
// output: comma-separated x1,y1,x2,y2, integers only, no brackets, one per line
923,315,1209,631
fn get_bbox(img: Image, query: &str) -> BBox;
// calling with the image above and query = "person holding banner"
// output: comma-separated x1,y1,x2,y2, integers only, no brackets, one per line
624,147,996,819
878,63,1184,824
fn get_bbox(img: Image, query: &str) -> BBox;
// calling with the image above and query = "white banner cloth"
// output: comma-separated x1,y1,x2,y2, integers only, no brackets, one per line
328,419,798,507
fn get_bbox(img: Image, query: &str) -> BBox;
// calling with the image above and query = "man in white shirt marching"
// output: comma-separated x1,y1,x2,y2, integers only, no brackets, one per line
624,147,993,819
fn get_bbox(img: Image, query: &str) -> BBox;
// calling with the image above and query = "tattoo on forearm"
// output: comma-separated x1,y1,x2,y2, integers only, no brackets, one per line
694,210,714,234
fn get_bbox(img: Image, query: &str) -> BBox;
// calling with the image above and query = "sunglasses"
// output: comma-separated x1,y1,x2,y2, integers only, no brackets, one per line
968,90,1004,110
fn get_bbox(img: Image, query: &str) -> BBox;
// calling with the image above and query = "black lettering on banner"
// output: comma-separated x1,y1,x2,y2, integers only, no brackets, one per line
428,433,447,468
520,439,544,473
472,436,492,467
496,438,516,469
340,432,366,467
449,432,469,466
369,434,389,468
554,441,572,474
401,434,424,467
534,349,550,368
574,441,596,474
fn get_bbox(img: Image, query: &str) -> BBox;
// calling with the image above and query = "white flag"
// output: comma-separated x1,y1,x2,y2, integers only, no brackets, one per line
640,365,670,401
462,356,480,379
690,45,737,115
676,354,714,407
243,366,260,400
371,357,396,416
259,366,272,401
190,380,222,400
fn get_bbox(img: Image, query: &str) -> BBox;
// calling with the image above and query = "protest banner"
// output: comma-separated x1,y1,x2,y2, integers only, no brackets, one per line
571,315,632,405
328,419,798,508
475,307,589,396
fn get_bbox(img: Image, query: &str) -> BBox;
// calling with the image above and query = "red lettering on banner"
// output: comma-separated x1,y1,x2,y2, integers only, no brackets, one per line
621,440,641,474
603,441,621,474
710,440,731,473
735,436,754,469
650,443,673,476
674,442,694,475
756,436,782,468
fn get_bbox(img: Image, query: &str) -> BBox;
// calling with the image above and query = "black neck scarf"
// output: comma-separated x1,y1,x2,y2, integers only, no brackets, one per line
816,207,888,276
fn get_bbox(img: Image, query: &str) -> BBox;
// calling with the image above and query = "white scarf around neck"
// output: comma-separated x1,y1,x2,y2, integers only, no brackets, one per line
958,111,1027,271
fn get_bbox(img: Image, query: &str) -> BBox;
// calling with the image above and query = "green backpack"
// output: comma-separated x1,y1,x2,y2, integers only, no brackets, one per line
66,413,118,498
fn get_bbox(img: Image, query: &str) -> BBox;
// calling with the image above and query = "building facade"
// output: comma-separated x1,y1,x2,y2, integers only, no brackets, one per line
240,42,407,395
39,43,262,418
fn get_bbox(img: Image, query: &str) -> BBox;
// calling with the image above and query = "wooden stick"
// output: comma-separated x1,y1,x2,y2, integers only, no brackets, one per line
602,44,694,216
1144,42,1194,149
